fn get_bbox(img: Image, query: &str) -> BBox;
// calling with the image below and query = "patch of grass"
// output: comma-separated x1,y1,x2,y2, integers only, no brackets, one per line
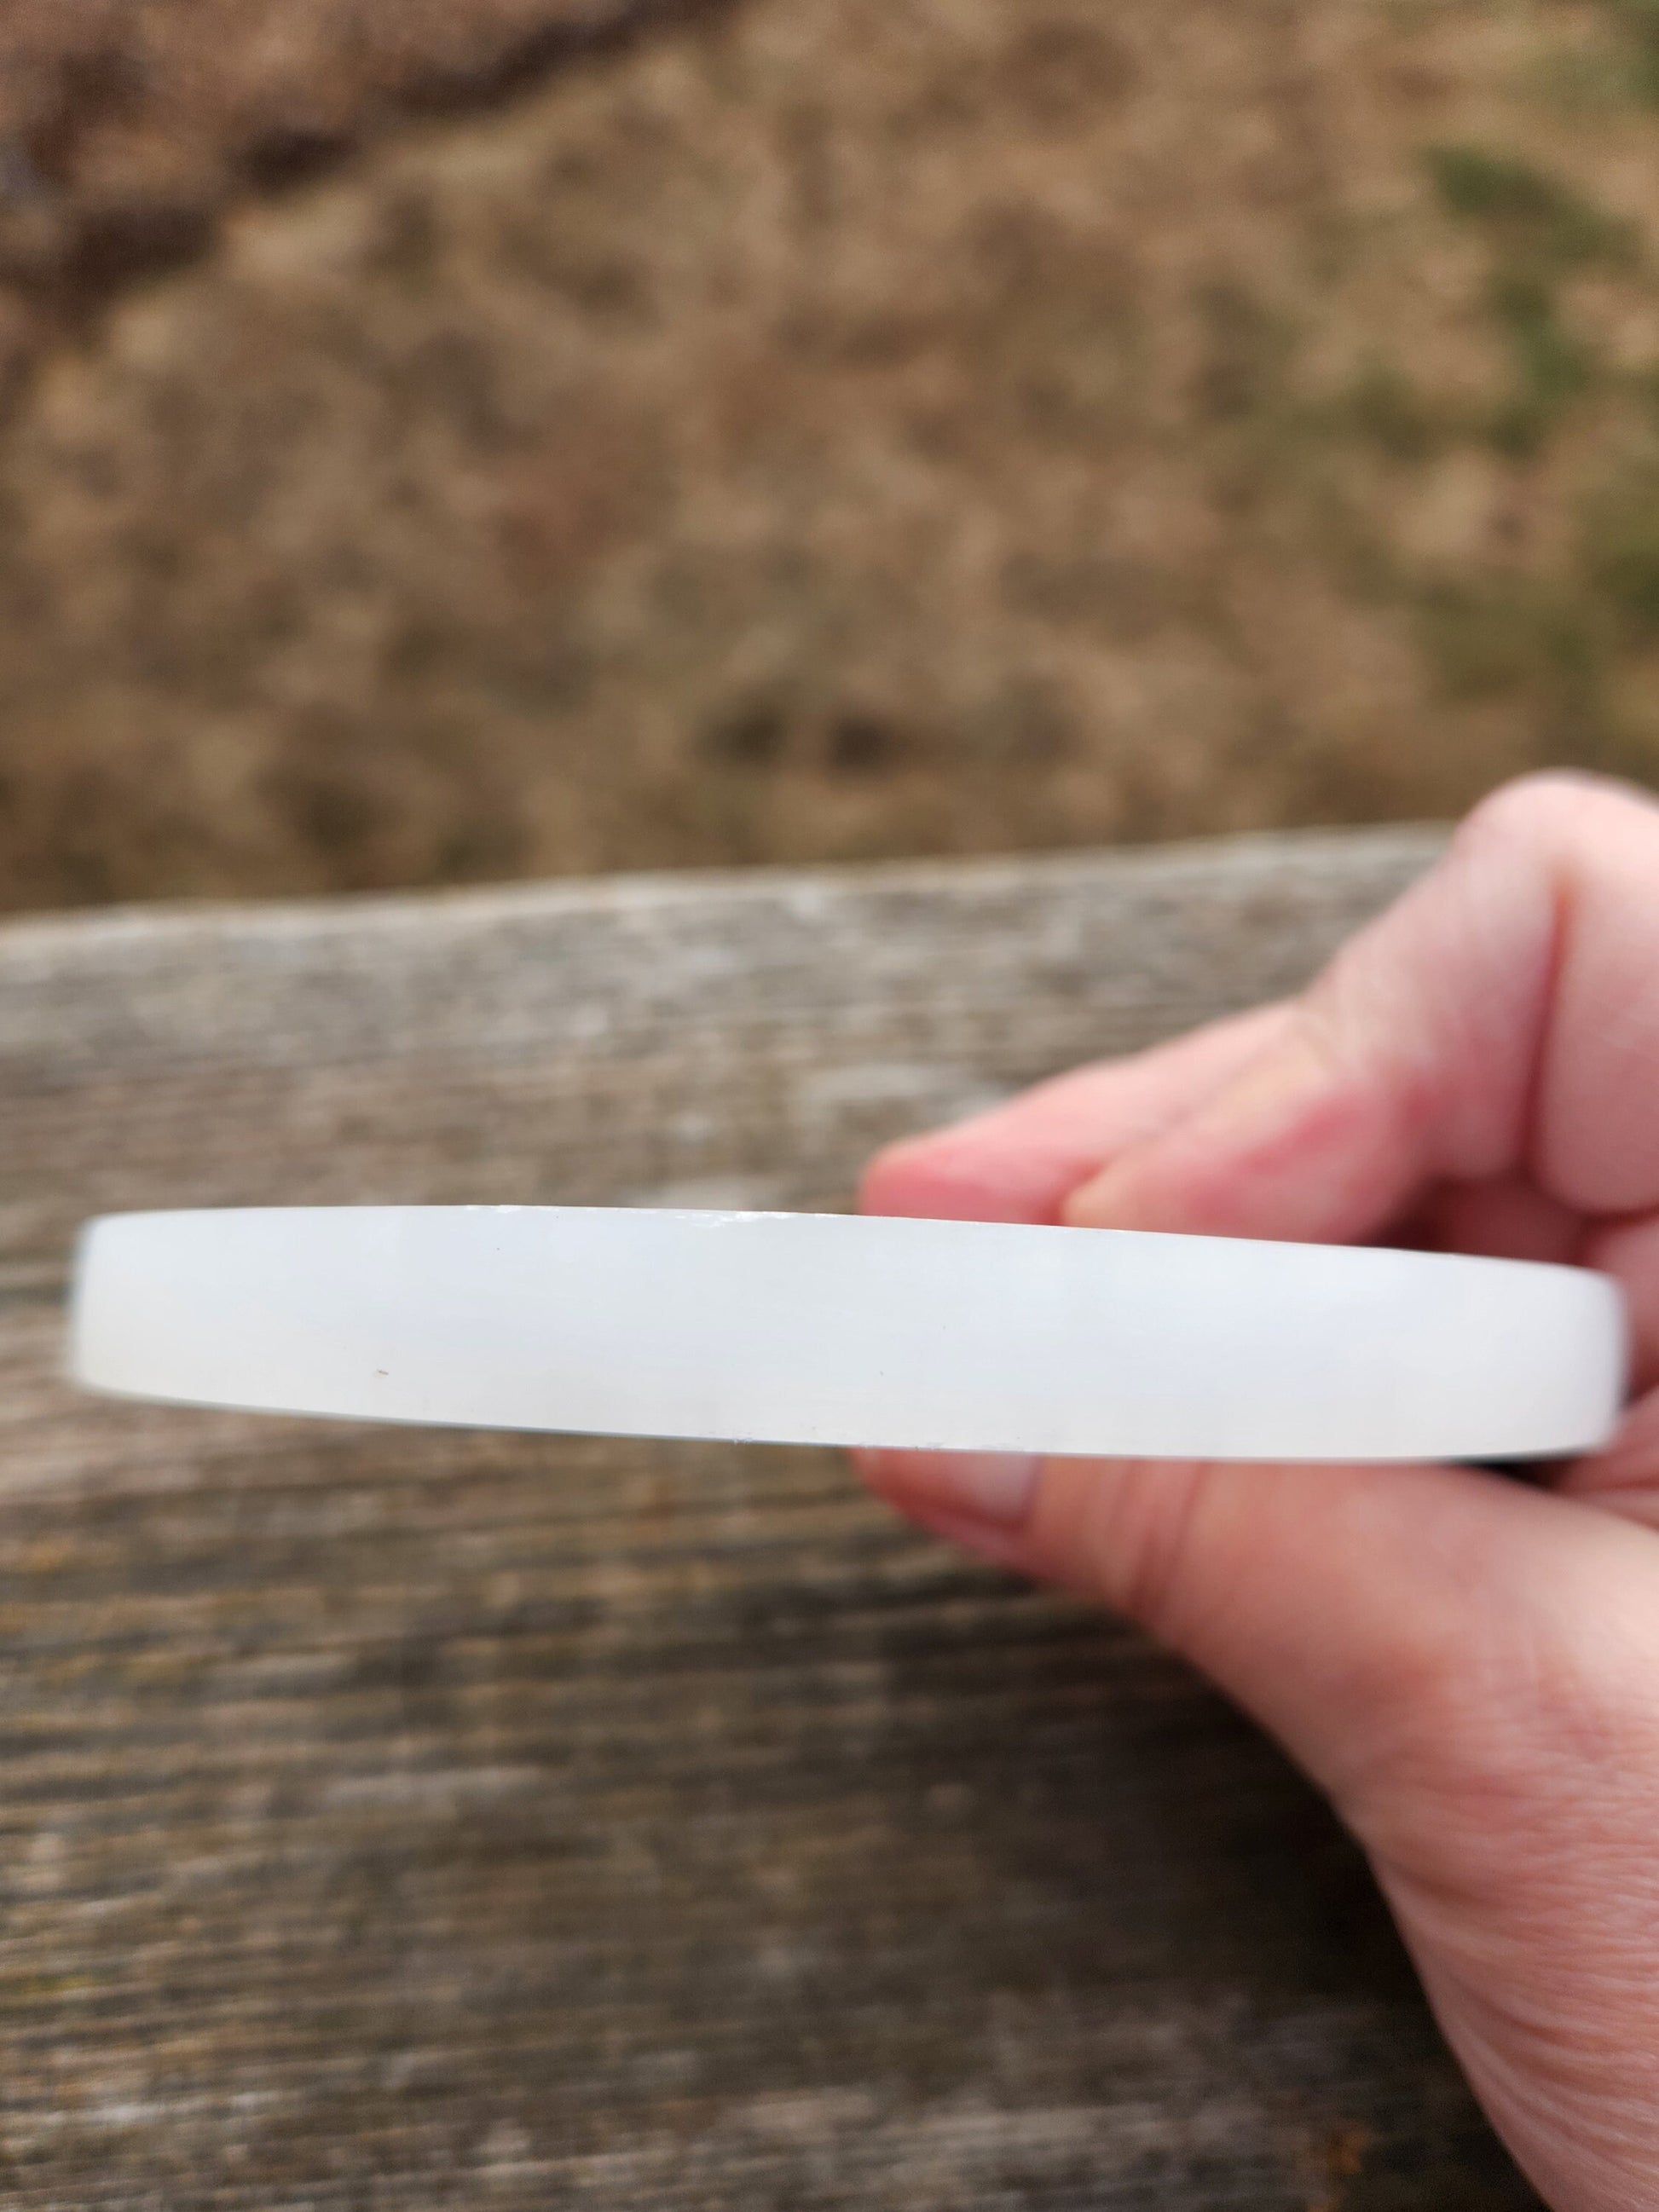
1585,471,1659,637
1338,357,1448,462
1588,0,1659,101
1417,575,1599,702
1193,280,1293,425
1483,269,1596,453
1427,144,1636,266
1423,147,1633,452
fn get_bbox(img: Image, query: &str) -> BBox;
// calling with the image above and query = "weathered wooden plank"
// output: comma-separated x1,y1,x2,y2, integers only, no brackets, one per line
0,829,1540,2209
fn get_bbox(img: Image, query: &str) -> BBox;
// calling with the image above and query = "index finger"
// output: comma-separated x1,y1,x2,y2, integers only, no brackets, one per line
1066,772,1659,1243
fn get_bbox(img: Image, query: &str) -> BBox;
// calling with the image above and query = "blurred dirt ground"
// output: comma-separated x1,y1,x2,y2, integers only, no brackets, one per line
2,0,1659,910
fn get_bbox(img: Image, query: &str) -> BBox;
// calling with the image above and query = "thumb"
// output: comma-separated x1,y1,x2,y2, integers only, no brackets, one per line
857,1441,1659,2212
860,1443,1656,1844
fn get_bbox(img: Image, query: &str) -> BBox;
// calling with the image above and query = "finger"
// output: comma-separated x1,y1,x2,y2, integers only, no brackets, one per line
1064,772,1659,1244
1566,1382,1659,1510
857,1184,1659,1535
860,1002,1292,1226
859,1435,1659,2206
1392,1171,1583,1263
1577,1210,1659,1397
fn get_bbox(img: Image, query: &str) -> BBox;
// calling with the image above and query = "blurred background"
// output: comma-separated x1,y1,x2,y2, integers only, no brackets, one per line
1,0,1657,913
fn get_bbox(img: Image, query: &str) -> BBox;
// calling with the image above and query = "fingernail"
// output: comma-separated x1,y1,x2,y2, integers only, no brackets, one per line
864,1449,1040,1528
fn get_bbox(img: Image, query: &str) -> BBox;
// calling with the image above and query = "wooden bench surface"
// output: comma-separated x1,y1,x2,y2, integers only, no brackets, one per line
0,829,1542,2209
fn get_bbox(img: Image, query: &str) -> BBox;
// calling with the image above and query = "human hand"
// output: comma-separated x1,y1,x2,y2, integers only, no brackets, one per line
857,773,1659,2212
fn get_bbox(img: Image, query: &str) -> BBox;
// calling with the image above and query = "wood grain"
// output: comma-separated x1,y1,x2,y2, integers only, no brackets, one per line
0,829,1541,2208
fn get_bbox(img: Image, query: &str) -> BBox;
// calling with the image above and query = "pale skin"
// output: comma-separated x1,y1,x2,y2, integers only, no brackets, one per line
856,772,1659,2212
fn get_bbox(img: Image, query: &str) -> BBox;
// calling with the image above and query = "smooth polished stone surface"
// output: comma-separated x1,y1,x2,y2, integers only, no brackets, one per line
73,1204,1627,1462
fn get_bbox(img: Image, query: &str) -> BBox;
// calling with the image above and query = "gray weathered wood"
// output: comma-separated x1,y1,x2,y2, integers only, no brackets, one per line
0,828,1541,2209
